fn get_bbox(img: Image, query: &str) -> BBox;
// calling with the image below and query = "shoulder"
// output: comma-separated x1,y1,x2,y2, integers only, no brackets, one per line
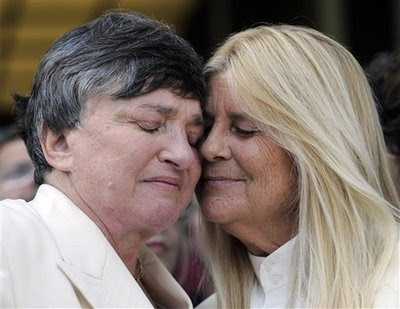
1,196,64,274
1,199,47,240
1,197,61,263
1,198,51,244
2,198,41,218
195,293,217,309
1,199,73,307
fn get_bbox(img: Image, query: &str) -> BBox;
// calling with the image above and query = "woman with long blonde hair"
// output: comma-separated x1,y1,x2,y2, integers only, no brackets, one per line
197,25,400,308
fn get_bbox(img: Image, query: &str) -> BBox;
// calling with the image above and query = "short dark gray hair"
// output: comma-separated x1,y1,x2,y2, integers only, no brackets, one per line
14,10,206,184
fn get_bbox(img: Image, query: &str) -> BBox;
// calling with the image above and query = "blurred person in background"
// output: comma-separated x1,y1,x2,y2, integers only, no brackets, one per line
366,51,400,196
0,124,37,200
146,202,210,306
1,10,205,308
197,25,399,308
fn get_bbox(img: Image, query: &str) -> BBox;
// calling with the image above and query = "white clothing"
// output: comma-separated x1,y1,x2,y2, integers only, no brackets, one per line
1,184,192,308
197,233,399,308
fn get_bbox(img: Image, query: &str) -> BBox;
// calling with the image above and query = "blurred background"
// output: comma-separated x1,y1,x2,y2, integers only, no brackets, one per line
1,0,399,124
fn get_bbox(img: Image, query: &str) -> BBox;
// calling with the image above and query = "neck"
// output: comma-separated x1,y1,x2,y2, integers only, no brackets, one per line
115,233,142,275
223,214,297,256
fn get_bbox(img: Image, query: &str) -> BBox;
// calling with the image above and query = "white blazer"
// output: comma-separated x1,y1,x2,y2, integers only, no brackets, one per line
1,184,192,308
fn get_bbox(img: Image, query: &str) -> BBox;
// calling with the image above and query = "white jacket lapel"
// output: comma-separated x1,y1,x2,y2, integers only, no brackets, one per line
57,249,153,308
33,185,153,308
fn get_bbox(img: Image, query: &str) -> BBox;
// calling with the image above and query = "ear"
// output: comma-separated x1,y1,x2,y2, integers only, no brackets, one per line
41,125,73,172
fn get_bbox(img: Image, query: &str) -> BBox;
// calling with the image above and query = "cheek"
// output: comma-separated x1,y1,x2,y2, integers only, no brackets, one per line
253,155,295,208
245,139,295,203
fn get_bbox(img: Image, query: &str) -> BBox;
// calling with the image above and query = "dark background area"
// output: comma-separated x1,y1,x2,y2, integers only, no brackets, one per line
184,0,398,65
1,0,399,125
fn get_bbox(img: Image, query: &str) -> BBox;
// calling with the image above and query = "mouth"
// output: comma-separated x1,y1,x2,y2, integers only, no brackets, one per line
143,176,181,190
203,175,244,185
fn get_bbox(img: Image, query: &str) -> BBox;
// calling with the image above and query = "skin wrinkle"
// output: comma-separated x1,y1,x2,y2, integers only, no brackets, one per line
50,89,203,274
198,73,297,256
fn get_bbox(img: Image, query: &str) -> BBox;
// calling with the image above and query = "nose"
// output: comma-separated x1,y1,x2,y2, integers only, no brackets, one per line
200,127,231,162
159,131,198,170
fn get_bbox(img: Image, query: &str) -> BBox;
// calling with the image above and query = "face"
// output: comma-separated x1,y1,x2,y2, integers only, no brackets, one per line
65,89,203,239
0,138,37,200
198,74,296,232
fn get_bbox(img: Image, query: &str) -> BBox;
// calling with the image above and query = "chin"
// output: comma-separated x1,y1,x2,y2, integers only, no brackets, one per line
202,209,229,225
143,210,180,230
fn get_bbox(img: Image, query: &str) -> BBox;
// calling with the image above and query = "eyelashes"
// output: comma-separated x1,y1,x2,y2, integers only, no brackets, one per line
203,122,259,138
137,122,203,147
231,125,259,137
137,123,162,133
203,114,259,139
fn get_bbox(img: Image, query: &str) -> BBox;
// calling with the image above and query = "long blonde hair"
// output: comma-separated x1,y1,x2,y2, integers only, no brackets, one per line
201,25,400,308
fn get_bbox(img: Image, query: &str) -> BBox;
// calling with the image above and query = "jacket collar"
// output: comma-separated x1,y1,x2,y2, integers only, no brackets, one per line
31,184,192,308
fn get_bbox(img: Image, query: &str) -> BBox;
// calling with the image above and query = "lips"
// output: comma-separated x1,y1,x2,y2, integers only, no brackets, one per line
143,176,182,189
203,175,244,184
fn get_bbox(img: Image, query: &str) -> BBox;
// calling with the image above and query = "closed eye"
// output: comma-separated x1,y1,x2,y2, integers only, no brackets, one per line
138,122,162,133
231,125,259,137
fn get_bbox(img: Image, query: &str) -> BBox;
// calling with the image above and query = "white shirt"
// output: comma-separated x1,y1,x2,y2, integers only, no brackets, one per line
197,231,399,308
197,238,299,309
248,237,298,308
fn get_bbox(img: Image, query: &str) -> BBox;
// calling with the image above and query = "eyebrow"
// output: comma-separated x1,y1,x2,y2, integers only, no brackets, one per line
205,111,249,121
139,102,204,126
139,103,176,116
227,112,248,121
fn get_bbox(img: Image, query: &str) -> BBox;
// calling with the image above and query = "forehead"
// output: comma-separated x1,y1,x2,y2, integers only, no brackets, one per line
207,74,243,116
85,89,203,120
